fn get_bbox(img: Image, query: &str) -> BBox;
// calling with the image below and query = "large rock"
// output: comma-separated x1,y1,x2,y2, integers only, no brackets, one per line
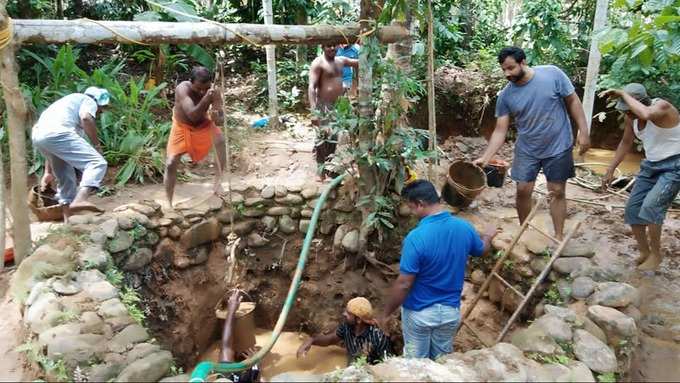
370,357,475,381
98,298,128,319
562,242,596,258
38,323,82,347
278,215,297,234
576,314,608,343
587,282,640,308
275,194,305,206
261,185,276,199
12,244,76,301
108,324,150,353
587,305,637,341
299,219,311,233
342,230,360,253
530,314,573,342
180,218,221,249
116,351,173,382
332,195,354,212
80,311,107,335
301,185,319,199
242,208,265,218
46,333,107,366
458,343,535,382
573,329,618,373
83,281,118,302
107,231,134,253
567,360,596,382
267,206,291,216
77,245,109,270
117,210,150,230
275,185,288,197
553,257,593,275
51,277,82,296
544,305,577,323
26,292,64,333
261,216,277,231
510,326,563,354
88,362,125,382
571,276,597,299
123,248,153,271
333,224,351,249
231,220,258,235
244,197,267,207
100,219,119,238
126,343,161,364
541,363,572,382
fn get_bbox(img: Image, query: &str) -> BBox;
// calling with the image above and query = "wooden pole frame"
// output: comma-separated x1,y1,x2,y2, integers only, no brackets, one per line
262,0,279,129
0,6,410,267
0,2,32,264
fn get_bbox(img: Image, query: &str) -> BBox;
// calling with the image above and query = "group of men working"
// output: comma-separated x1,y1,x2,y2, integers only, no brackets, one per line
33,43,679,373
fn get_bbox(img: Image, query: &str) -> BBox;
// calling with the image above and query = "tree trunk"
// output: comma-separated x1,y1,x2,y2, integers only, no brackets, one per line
0,127,5,271
582,0,609,134
12,19,408,45
294,9,308,65
426,0,437,180
0,4,32,265
356,1,376,253
56,0,63,19
262,0,278,128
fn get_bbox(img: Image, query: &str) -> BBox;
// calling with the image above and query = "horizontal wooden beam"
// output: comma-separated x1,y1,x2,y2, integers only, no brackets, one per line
12,19,409,46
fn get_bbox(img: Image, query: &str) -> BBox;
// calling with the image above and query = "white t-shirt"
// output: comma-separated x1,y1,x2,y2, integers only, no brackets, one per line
36,93,98,134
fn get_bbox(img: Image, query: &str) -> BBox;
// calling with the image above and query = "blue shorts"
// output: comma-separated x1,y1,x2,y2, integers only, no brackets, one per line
401,304,460,360
511,148,575,183
625,154,680,225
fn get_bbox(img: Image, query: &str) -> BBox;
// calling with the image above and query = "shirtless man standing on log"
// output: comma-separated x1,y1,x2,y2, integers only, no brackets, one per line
164,66,226,208
308,44,358,179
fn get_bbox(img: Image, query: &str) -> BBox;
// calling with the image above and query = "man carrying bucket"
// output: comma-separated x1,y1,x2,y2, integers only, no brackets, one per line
474,47,590,240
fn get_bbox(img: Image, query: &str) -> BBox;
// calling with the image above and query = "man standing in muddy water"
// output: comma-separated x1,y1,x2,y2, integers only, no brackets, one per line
164,66,226,209
601,83,680,271
308,44,358,179
474,46,590,241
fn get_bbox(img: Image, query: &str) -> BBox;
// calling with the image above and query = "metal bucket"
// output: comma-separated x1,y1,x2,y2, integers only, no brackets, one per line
215,297,257,354
443,161,486,208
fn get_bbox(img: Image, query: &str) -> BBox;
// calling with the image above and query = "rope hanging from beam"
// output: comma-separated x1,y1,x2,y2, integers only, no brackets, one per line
0,17,13,50
77,18,150,46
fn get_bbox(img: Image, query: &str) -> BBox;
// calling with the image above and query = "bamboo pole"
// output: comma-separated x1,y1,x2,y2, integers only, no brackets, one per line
0,3,32,265
426,0,437,181
11,19,409,46
582,0,609,133
0,122,5,271
262,0,279,129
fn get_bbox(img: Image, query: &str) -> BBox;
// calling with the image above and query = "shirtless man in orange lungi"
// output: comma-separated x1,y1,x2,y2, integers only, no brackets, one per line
164,66,226,208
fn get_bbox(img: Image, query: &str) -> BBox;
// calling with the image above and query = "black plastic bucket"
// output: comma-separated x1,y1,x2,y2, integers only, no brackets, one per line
484,165,505,187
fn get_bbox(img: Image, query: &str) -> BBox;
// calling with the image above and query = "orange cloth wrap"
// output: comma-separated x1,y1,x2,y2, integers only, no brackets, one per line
166,116,221,162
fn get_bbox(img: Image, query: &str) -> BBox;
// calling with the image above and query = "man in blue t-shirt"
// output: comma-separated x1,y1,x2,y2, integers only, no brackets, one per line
474,46,590,240
336,44,359,94
377,180,498,360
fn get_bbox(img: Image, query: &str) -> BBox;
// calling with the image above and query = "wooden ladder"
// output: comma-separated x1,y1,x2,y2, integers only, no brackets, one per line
460,199,582,346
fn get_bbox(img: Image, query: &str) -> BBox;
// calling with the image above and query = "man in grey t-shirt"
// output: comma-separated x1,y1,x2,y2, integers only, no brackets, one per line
475,47,590,240
32,87,110,218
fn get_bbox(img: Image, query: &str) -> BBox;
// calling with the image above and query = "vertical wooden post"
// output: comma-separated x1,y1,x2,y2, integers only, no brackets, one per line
582,0,609,134
426,0,437,180
262,0,278,129
0,2,32,264
0,131,4,271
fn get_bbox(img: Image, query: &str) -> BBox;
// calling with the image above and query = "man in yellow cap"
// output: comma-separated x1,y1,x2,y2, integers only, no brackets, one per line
297,297,392,365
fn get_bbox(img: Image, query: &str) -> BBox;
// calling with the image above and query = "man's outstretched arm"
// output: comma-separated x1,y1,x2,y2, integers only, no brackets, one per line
219,291,241,362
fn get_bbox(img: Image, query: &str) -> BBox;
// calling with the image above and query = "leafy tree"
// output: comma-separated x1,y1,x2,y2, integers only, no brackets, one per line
599,0,680,105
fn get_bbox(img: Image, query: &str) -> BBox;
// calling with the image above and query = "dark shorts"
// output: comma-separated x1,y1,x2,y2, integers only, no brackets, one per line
625,154,680,225
511,148,575,183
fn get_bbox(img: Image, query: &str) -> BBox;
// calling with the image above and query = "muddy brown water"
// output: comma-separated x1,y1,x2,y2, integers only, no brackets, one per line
199,329,347,381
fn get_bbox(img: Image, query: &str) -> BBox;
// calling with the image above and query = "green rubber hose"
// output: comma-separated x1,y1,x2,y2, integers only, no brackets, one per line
190,173,347,382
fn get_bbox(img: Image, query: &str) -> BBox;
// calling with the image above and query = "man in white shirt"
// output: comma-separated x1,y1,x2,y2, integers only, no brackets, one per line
32,87,110,218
